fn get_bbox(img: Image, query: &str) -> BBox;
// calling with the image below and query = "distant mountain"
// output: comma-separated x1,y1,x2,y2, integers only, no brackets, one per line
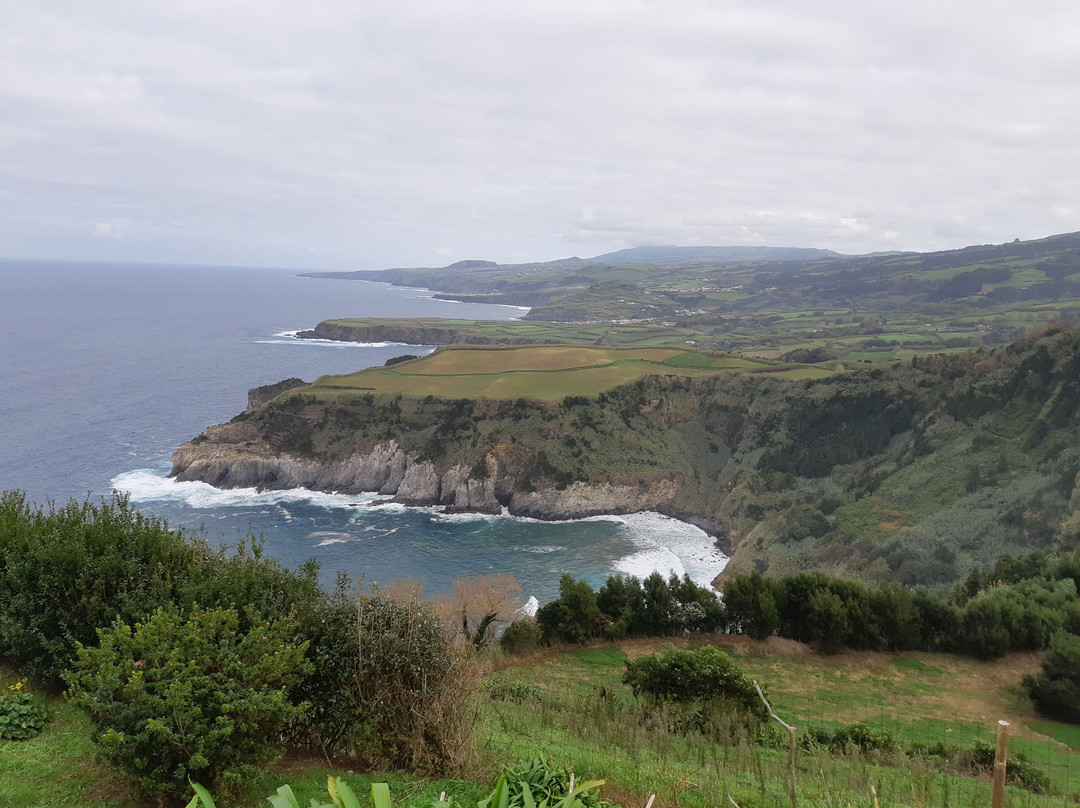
590,245,844,264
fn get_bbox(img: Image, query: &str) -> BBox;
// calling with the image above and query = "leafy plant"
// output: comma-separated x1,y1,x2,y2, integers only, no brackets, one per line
623,644,764,718
487,675,542,704
0,679,50,740
65,604,311,799
491,759,609,808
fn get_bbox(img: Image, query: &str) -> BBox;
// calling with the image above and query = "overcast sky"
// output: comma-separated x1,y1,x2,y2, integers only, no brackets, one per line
2,1,1077,270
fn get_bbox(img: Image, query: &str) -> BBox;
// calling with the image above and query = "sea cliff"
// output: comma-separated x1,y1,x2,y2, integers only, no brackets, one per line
170,423,678,522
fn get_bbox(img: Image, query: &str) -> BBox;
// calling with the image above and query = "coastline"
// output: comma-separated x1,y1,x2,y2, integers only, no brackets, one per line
114,467,729,593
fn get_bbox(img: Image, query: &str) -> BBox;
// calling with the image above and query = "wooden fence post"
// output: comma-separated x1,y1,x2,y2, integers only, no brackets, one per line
754,680,797,808
992,719,1009,808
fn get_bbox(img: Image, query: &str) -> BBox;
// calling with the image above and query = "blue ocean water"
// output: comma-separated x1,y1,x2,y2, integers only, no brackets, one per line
0,260,726,602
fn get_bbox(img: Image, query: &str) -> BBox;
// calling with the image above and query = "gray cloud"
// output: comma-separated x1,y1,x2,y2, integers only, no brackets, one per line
2,0,1077,269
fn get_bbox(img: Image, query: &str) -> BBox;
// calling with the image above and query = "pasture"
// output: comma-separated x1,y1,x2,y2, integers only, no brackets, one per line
302,345,829,401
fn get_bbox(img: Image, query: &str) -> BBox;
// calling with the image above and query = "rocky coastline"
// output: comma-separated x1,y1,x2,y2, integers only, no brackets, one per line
169,422,696,528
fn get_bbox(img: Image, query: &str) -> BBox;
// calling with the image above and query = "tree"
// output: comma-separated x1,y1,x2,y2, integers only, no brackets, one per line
723,572,779,640
536,574,600,644
807,589,849,654
438,573,522,648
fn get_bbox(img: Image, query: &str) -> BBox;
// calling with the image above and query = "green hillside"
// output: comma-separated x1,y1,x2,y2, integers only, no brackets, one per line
236,325,1080,587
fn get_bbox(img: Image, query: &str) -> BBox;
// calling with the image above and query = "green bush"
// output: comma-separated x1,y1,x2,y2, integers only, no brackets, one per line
623,644,764,717
353,590,474,771
1024,631,1080,723
964,739,1051,793
0,492,209,684
499,619,543,655
64,605,311,799
804,721,896,753
0,680,50,740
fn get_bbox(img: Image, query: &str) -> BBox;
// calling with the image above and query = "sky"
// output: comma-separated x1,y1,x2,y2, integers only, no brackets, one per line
2,1,1078,271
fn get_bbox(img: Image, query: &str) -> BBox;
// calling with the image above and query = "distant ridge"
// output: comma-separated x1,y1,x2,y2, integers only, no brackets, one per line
590,245,844,264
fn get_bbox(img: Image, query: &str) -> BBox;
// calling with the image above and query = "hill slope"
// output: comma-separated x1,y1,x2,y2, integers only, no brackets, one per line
172,326,1080,588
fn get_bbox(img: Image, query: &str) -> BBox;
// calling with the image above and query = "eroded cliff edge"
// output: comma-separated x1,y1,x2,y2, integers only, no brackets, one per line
170,422,679,522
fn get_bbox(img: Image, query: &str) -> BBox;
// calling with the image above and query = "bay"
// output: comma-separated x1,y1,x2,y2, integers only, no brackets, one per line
0,260,726,602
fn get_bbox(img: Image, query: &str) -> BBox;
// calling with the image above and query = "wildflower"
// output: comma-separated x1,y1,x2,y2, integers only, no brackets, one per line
133,661,144,667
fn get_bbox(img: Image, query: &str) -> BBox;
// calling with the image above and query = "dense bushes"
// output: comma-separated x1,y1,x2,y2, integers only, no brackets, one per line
0,491,210,684
353,589,473,771
537,571,724,644
64,605,310,797
723,550,1080,660
0,492,475,798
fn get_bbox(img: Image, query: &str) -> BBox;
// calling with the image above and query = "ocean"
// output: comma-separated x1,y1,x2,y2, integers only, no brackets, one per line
0,260,726,603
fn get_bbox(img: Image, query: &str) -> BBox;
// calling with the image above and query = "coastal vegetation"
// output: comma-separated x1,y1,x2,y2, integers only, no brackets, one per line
3,492,1080,806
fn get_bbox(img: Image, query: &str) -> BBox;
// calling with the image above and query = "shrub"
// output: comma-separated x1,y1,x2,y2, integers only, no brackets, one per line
813,721,896,753
499,619,543,655
0,680,50,741
0,492,209,684
1024,631,1080,723
354,589,474,771
623,644,764,717
486,675,542,703
64,605,311,799
964,739,1051,793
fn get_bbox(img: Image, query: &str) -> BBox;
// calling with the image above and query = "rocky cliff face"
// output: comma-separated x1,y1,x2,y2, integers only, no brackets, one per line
169,425,676,521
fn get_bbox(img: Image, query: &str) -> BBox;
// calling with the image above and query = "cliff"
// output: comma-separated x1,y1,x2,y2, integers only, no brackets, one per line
299,320,551,346
170,424,678,522
170,326,1080,587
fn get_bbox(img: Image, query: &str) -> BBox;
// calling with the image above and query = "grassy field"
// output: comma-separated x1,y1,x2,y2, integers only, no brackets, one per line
301,345,831,401
5,640,1079,808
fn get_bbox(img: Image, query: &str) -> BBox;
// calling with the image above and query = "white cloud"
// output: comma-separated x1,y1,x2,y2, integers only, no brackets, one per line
0,0,1077,268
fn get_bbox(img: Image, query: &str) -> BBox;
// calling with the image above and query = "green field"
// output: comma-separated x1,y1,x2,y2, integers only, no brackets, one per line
302,345,830,401
6,641,1078,808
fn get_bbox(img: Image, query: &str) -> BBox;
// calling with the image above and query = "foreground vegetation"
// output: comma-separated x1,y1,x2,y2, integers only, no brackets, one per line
3,492,1080,807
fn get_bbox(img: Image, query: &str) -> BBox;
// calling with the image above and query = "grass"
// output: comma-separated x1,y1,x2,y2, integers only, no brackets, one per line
5,641,1080,808
300,345,831,401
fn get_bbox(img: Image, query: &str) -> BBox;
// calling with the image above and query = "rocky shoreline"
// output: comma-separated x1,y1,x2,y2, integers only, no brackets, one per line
169,422,704,532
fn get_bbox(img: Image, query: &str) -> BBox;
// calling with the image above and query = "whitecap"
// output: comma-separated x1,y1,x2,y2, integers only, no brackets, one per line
515,596,540,618
515,545,567,554
430,510,505,524
612,512,728,591
111,469,387,511
311,531,352,547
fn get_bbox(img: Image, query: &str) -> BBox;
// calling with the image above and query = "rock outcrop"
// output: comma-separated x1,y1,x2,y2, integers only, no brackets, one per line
170,428,673,520
247,378,308,410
